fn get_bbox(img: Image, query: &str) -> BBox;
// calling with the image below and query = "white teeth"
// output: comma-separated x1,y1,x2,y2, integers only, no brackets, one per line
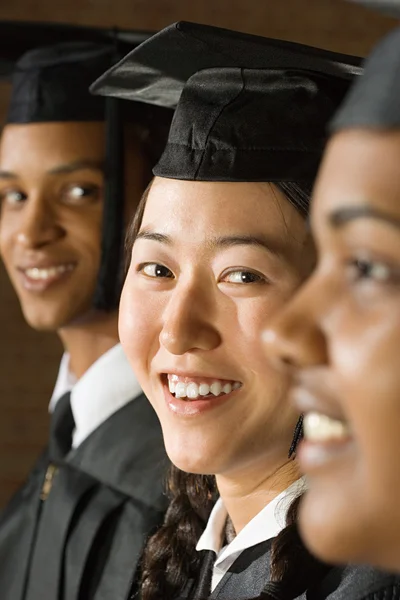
167,377,241,400
25,264,74,280
175,382,187,398
210,381,222,396
199,383,210,396
303,412,350,443
186,383,200,399
222,383,232,394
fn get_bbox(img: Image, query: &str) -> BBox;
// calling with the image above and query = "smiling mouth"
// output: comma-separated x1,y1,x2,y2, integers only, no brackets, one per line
303,412,351,443
21,264,76,281
166,374,242,400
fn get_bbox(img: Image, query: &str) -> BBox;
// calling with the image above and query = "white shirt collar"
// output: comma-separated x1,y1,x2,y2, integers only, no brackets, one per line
196,478,306,592
49,353,77,412
49,344,143,449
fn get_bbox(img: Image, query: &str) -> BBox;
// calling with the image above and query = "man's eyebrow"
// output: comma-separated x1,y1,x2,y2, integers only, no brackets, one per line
0,159,105,180
135,230,281,256
48,159,105,175
329,205,400,231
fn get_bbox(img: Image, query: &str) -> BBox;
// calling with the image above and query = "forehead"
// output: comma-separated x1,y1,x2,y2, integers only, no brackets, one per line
313,129,400,223
143,177,304,241
0,122,106,173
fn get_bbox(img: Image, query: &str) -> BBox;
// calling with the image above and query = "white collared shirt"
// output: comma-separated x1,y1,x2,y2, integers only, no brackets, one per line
49,343,143,448
196,478,305,592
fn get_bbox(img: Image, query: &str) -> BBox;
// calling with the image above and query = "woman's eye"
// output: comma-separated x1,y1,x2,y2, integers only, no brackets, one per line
0,189,27,206
347,258,395,284
140,263,174,279
62,184,101,204
221,270,265,284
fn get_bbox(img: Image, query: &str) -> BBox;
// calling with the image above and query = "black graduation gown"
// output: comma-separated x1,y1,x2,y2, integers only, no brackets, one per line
0,393,168,600
180,540,400,600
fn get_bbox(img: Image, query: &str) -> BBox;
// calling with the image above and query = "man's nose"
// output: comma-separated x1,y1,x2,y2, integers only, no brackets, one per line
15,195,64,249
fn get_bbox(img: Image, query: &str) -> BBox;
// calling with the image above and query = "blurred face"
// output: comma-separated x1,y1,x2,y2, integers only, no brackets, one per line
265,129,400,571
0,122,145,331
120,177,314,476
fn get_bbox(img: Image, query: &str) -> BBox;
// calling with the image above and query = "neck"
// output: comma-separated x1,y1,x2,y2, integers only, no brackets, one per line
58,311,119,379
216,457,300,534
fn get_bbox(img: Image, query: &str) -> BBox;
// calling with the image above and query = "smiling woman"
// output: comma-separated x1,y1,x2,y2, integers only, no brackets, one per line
89,21,398,600
264,27,400,576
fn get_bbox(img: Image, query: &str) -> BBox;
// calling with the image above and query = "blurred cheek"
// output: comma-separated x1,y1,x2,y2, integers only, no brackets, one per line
119,276,158,386
332,316,400,475
0,222,13,264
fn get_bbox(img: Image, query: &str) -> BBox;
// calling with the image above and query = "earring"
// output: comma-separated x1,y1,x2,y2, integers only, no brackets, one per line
288,414,304,459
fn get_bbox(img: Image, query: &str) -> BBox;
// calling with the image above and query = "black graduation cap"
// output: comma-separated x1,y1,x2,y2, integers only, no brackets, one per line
0,21,150,79
0,22,153,311
91,22,362,186
331,27,400,131
7,42,118,124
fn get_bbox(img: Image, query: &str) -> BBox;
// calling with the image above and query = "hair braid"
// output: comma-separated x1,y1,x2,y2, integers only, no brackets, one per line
141,464,217,600
258,495,331,600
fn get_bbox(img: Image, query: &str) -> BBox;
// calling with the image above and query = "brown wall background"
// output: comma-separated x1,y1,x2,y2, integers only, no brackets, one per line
0,0,398,508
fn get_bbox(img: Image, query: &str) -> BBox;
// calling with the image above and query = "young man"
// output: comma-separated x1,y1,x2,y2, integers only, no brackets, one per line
0,38,171,600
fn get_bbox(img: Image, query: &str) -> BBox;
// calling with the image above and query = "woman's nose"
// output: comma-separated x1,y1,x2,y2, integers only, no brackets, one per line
160,282,221,355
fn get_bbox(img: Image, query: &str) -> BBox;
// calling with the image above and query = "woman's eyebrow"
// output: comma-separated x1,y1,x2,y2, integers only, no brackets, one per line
0,169,18,180
135,231,283,256
329,205,400,231
210,235,282,257
136,230,172,245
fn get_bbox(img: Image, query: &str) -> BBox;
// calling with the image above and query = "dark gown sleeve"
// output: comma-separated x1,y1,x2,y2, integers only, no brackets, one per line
0,394,168,600
305,564,400,600
186,541,400,600
364,583,400,600
0,449,48,600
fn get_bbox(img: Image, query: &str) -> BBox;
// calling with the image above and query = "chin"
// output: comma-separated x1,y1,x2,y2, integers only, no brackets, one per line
22,306,82,332
167,452,217,475
299,487,377,567
163,437,219,475
23,311,62,332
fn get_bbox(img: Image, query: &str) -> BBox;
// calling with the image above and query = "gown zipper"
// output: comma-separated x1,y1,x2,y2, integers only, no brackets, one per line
40,463,58,501
21,462,58,599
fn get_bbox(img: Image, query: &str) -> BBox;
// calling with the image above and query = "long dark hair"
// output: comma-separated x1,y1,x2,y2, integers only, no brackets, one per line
127,180,330,600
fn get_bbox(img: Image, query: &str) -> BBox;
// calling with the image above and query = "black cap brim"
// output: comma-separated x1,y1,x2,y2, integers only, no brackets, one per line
90,21,362,109
0,21,150,79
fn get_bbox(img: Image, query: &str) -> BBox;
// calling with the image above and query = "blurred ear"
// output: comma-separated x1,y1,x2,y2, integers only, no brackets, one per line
345,0,400,18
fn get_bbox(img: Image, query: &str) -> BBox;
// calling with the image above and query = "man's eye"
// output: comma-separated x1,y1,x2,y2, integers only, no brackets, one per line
221,270,265,284
62,184,101,204
0,189,27,206
140,263,174,279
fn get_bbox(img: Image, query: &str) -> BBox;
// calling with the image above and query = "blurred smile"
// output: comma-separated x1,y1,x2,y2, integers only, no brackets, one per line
291,379,354,473
17,262,76,292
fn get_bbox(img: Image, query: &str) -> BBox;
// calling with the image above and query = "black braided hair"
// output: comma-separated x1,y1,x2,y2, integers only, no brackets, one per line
140,465,217,600
288,415,304,459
